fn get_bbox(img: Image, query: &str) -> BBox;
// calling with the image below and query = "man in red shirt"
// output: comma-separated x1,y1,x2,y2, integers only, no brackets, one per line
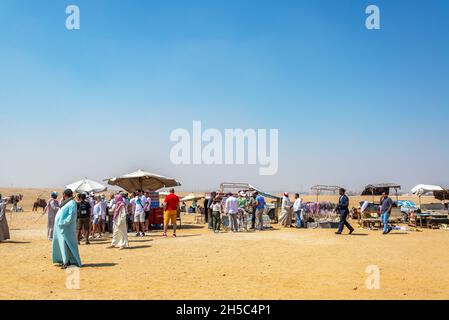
163,188,180,237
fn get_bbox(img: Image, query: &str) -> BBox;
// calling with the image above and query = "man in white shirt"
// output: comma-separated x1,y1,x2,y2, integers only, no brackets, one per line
92,196,103,238
225,193,239,232
130,190,146,237
293,193,303,229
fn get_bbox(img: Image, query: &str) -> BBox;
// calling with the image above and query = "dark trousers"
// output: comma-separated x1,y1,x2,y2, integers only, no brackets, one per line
338,212,353,233
250,211,256,229
212,211,221,232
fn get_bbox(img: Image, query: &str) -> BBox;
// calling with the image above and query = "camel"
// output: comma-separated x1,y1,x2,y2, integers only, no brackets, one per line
33,198,47,212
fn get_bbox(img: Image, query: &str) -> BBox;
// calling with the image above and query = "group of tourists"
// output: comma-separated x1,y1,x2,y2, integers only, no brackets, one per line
0,186,400,268
44,187,180,269
203,191,266,233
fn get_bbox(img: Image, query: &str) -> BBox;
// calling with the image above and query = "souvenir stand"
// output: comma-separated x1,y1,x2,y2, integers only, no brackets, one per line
304,185,341,229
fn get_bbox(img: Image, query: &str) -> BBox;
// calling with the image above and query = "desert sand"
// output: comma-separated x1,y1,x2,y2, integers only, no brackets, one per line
1,188,449,300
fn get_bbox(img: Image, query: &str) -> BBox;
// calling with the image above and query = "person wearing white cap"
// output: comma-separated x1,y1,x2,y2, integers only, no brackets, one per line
45,191,60,240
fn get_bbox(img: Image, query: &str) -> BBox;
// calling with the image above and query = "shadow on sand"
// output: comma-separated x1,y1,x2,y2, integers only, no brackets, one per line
128,239,153,243
82,263,117,268
124,245,152,250
1,240,32,244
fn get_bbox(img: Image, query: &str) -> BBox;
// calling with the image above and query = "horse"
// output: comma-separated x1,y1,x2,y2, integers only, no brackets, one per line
33,198,47,212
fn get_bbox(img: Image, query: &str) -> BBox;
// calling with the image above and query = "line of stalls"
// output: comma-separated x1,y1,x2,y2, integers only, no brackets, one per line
201,183,342,229
159,183,449,230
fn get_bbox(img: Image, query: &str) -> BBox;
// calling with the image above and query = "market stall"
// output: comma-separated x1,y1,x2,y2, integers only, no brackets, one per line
303,185,341,228
104,169,182,229
216,182,280,229
409,185,449,228
358,183,403,229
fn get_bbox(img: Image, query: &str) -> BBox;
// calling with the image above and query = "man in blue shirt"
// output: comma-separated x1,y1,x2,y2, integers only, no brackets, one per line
255,192,265,231
335,188,354,235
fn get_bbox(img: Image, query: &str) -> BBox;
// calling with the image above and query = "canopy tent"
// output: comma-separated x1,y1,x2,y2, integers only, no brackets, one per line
310,185,342,202
104,169,181,193
411,184,444,206
434,190,449,202
361,183,401,202
66,178,107,194
411,184,444,196
218,182,281,200
181,193,205,202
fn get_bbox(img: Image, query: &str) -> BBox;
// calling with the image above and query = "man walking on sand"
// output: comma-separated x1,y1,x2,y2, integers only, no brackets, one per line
163,188,179,237
335,188,354,235
380,192,394,234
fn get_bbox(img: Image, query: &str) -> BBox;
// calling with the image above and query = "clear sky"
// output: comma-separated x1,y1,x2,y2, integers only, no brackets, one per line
0,0,448,193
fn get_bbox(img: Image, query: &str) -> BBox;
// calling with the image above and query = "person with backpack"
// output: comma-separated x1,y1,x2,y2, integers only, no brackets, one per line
130,190,146,237
77,193,92,244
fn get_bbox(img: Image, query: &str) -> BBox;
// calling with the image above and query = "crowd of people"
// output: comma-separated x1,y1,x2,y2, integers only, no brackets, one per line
0,187,400,268
202,191,267,233
44,188,180,268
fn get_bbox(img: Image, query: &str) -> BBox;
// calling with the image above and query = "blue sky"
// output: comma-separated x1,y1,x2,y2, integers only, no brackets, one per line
0,0,448,193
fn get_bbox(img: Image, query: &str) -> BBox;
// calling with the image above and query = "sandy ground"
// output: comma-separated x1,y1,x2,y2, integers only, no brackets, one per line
1,188,449,300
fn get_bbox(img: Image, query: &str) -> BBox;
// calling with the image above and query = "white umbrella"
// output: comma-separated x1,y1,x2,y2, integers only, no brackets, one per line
66,178,107,194
411,184,444,206
105,169,181,193
411,184,443,196
181,193,204,202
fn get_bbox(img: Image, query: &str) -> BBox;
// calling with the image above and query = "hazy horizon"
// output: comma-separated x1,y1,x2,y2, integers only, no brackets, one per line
1,0,448,193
